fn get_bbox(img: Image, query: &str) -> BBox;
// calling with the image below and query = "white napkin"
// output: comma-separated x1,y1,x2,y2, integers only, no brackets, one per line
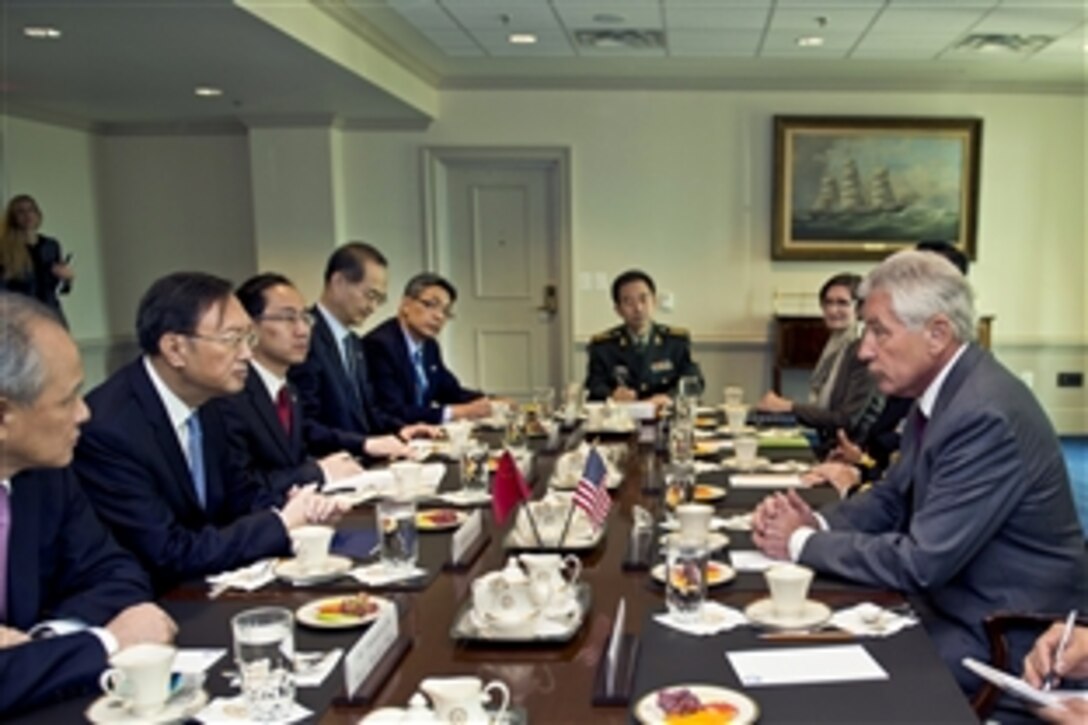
435,489,491,506
692,460,723,473
729,550,779,572
174,649,226,674
730,473,804,489
293,649,343,688
349,562,427,587
654,602,748,636
830,603,918,637
205,559,275,594
720,513,754,532
195,696,312,724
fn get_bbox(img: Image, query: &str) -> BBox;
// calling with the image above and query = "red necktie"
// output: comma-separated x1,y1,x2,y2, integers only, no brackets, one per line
276,386,293,436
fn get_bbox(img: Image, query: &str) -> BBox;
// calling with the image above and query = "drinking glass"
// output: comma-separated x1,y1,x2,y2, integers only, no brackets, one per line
664,464,695,511
232,607,296,722
376,498,419,570
533,386,556,420
678,375,702,401
668,420,694,465
665,541,708,623
503,405,526,449
460,442,490,493
723,385,744,407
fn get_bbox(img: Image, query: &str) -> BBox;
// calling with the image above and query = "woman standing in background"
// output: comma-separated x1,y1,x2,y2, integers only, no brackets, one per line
0,194,75,324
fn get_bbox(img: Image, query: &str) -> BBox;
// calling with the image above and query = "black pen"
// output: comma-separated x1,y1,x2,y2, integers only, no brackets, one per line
1042,609,1078,692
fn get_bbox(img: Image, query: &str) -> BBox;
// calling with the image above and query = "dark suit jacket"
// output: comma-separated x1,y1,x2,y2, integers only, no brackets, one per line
212,364,324,501
75,360,291,593
1,467,149,716
289,308,401,456
362,317,483,425
800,345,1088,692
791,338,883,452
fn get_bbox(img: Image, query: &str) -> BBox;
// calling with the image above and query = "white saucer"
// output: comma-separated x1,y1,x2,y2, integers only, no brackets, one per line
659,531,730,552
722,456,771,471
274,554,353,585
766,460,811,473
659,517,728,533
635,684,758,725
745,597,832,630
86,688,208,724
717,424,757,436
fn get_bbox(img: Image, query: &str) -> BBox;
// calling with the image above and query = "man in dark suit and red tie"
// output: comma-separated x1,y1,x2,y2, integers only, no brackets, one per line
290,243,434,459
0,293,176,716
75,273,344,593
363,272,492,425
214,273,364,498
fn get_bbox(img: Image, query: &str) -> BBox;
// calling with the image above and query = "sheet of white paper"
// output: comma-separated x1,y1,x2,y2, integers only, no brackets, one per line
727,645,889,687
174,648,226,674
729,473,803,488
729,550,779,572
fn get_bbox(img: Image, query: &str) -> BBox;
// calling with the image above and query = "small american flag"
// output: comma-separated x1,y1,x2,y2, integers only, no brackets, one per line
574,447,611,528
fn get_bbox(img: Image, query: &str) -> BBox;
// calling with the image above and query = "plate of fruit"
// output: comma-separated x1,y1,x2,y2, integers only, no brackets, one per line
296,593,387,629
416,508,468,531
634,685,758,724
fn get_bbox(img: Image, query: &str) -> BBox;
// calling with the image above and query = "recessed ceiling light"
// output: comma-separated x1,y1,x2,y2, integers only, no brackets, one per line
194,86,223,98
23,26,61,40
796,35,825,48
508,33,538,45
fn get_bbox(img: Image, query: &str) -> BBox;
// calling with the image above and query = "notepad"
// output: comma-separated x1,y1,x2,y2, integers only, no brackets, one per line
727,645,889,687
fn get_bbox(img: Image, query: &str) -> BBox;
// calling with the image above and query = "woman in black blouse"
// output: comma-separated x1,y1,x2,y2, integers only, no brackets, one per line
0,194,75,324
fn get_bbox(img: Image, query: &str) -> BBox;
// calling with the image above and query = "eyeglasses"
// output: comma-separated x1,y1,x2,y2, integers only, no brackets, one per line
256,310,315,327
187,329,258,351
364,288,388,306
415,296,455,319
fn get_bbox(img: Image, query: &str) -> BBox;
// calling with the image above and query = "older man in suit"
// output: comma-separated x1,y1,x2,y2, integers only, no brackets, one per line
363,272,492,425
75,273,342,593
753,250,1087,695
290,243,433,460
214,273,363,498
0,293,176,715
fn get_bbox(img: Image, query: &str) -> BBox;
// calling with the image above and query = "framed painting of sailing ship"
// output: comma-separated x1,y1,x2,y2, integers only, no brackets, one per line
771,116,982,261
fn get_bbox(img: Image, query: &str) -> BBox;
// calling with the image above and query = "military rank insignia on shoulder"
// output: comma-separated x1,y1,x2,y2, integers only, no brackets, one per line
659,325,690,339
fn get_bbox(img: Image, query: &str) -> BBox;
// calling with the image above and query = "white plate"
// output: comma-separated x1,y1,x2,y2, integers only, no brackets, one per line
717,425,758,436
296,594,389,629
86,688,208,724
744,597,833,630
659,532,731,552
650,561,736,587
274,554,353,585
549,472,623,491
766,460,810,473
721,456,772,471
416,509,468,531
435,489,492,507
659,516,728,533
634,684,759,725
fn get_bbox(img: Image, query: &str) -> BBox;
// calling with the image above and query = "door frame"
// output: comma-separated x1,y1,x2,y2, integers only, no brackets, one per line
420,146,573,388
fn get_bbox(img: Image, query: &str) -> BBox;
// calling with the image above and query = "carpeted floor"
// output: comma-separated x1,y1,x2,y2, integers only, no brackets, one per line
1061,436,1088,535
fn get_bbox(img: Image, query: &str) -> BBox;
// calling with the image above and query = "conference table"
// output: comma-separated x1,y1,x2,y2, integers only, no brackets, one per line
25,419,978,723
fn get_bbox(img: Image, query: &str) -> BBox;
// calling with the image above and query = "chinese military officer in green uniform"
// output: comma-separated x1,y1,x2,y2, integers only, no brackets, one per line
585,269,703,405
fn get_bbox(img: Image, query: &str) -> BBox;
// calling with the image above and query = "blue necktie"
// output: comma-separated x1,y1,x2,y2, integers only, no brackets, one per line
185,413,207,509
412,348,429,407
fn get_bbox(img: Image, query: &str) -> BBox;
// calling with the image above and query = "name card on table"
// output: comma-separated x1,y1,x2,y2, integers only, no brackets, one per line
451,510,483,565
343,601,398,697
606,598,627,691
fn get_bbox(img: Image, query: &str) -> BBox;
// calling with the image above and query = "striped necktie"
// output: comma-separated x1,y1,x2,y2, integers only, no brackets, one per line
412,348,429,407
185,413,208,509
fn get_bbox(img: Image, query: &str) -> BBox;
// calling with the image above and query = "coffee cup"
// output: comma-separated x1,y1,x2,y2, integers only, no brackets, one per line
724,404,748,432
291,525,334,572
734,435,759,466
675,503,714,544
723,386,744,407
99,643,176,716
764,563,814,619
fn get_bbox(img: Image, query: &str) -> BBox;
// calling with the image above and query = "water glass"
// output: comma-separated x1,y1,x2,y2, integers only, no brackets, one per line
377,498,419,570
533,386,556,420
664,465,695,511
504,405,526,448
460,442,490,492
232,607,296,722
723,385,744,407
668,421,694,465
678,375,702,401
665,541,709,623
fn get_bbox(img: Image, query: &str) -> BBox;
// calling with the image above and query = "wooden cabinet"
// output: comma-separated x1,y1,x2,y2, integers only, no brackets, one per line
772,316,828,393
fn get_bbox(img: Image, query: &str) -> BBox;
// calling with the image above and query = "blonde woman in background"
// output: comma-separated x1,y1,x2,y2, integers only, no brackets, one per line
0,194,75,324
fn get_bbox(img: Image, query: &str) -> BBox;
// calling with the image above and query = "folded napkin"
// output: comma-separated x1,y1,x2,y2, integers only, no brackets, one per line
349,562,427,587
195,696,312,724
720,513,754,532
654,602,747,636
206,559,275,594
632,505,654,531
729,473,804,489
729,550,779,572
692,461,723,474
831,603,918,638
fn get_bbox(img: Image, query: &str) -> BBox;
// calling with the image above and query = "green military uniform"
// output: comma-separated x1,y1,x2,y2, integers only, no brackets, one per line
585,322,703,401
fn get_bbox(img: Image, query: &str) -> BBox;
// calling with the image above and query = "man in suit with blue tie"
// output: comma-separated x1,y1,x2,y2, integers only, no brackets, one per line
753,250,1087,697
215,273,364,498
363,272,492,425
0,293,176,715
75,273,343,593
290,243,434,460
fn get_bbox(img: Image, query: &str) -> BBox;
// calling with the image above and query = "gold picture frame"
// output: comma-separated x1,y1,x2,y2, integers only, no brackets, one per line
772,116,982,261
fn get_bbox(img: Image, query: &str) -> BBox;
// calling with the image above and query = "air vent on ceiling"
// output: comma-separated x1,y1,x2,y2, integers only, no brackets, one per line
574,29,665,50
954,33,1055,54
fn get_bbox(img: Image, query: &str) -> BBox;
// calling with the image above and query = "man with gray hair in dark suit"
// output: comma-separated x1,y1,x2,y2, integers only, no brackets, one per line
752,249,1087,698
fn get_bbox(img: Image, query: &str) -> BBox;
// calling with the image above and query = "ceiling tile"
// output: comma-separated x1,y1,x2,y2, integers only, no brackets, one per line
468,28,576,55
867,7,992,32
664,7,771,30
418,28,485,54
386,1,461,31
667,29,762,55
971,7,1087,35
769,7,885,32
551,3,665,30
442,3,561,31
851,46,946,58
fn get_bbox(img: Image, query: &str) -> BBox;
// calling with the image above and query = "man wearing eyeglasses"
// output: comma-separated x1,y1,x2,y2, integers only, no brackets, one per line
291,243,434,460
212,273,365,500
363,272,491,425
75,272,344,593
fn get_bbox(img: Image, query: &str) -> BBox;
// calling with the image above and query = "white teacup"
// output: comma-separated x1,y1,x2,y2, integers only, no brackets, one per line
765,563,814,619
421,676,510,723
291,524,334,572
723,386,744,407
734,435,759,465
472,565,534,618
724,404,748,432
520,553,581,608
389,460,423,493
444,421,473,452
675,503,714,544
99,643,176,716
